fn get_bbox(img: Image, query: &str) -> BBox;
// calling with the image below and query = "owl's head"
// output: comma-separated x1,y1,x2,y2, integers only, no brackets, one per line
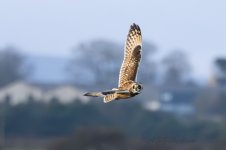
131,82,143,94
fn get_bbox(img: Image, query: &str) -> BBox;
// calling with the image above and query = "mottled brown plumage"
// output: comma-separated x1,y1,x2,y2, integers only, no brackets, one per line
84,23,143,103
118,24,142,87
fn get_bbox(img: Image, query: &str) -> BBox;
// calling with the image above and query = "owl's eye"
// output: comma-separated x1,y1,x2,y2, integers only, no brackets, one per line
137,85,141,90
132,85,136,89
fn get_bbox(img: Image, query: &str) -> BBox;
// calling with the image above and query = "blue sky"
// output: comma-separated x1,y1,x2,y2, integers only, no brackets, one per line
0,0,226,80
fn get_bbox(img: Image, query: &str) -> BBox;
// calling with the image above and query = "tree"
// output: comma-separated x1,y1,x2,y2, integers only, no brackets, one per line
67,40,158,88
161,50,191,87
67,40,122,88
0,47,29,87
214,58,226,87
215,58,226,76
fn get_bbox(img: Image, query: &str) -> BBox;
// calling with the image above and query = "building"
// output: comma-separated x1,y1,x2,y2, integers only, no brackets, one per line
0,81,89,105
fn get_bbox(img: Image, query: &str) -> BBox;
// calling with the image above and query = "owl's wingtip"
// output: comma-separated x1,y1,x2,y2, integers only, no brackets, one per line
132,22,138,25
130,23,141,32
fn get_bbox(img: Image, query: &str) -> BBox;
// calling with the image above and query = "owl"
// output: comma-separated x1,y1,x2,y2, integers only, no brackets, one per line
84,23,143,103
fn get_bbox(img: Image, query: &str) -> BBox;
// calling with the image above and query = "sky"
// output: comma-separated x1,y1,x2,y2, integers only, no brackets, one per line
0,0,226,80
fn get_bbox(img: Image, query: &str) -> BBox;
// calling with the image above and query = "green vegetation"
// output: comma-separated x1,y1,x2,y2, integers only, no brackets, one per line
2,99,226,141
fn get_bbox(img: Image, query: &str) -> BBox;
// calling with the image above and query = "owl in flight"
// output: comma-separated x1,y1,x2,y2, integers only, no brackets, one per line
84,23,143,103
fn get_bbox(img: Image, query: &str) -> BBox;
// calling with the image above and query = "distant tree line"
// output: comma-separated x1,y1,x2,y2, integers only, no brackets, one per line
67,40,194,88
1,42,226,89
67,40,226,89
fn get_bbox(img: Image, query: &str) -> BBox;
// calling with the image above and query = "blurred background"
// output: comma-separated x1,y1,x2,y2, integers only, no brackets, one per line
0,0,226,150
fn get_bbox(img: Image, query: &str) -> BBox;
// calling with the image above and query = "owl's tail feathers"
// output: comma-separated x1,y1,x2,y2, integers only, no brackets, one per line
84,92,104,97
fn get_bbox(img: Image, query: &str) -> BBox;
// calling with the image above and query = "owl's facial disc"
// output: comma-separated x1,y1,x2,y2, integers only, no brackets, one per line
132,83,143,93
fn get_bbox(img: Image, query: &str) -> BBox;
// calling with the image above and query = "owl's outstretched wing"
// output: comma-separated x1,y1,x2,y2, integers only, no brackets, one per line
118,23,142,87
